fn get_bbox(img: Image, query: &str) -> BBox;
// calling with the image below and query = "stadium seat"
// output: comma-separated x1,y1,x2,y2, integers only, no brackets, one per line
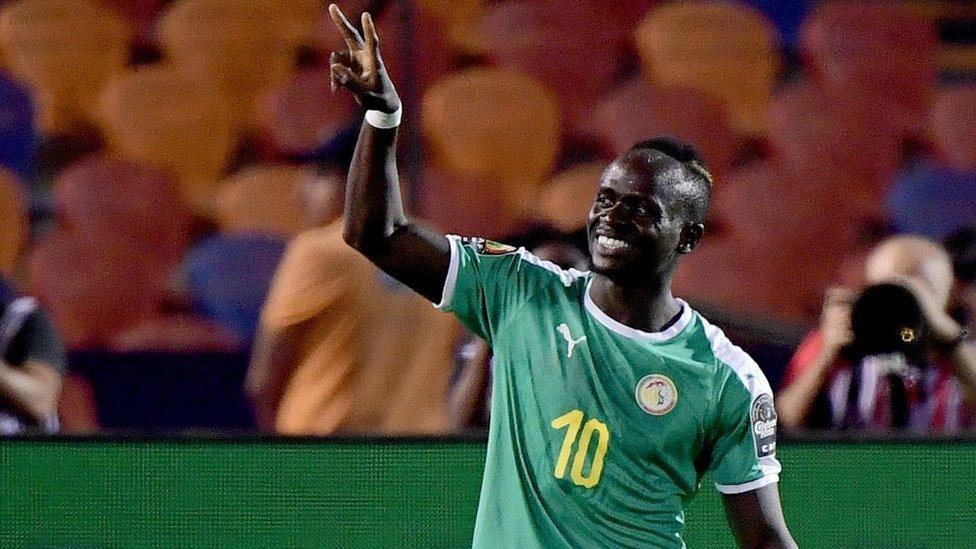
742,0,810,47
96,0,162,38
182,234,288,343
108,315,241,353
479,0,619,128
28,230,166,348
96,66,238,213
0,0,130,134
0,167,27,276
422,68,560,213
887,161,976,241
419,167,527,240
415,0,485,54
374,1,453,97
537,163,605,233
255,68,357,158
214,165,318,238
156,0,297,127
799,3,938,134
928,86,976,171
634,1,780,136
51,154,192,270
588,79,736,180
767,81,900,217
0,70,35,181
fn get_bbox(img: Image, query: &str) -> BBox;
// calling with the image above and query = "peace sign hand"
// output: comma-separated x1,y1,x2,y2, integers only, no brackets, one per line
328,3,401,114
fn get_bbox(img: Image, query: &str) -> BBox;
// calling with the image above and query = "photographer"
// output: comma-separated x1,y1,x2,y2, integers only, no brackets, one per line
0,276,65,434
777,236,976,432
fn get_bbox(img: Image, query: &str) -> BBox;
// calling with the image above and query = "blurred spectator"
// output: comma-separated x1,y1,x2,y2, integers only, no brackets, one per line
0,276,65,435
777,236,976,433
945,228,976,334
246,173,461,435
447,225,588,430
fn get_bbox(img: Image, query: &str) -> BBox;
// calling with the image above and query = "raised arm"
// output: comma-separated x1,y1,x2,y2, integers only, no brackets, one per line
328,4,450,304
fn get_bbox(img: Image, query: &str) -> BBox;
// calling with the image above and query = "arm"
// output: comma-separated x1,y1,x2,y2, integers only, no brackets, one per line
245,324,305,432
722,484,797,549
446,338,491,431
329,4,450,304
0,359,61,425
776,288,854,429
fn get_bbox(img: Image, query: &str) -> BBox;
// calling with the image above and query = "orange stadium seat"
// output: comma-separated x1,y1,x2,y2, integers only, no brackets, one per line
415,0,486,55
927,86,976,171
0,0,130,134
255,68,356,158
588,79,736,180
479,0,619,128
766,81,900,218
108,315,241,352
28,230,166,348
96,66,238,213
634,1,780,137
800,3,938,135
375,2,454,96
214,164,318,238
422,68,560,216
0,168,27,276
51,154,192,270
156,0,297,128
537,163,605,233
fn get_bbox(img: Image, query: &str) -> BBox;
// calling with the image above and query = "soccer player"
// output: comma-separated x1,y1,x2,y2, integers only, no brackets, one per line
328,4,796,547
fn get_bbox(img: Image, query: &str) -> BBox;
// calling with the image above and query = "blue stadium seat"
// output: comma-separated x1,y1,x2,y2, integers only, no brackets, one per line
183,234,288,343
887,161,976,240
0,71,36,182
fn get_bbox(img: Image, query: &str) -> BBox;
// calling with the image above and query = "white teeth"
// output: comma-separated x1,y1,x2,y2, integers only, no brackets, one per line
597,236,630,250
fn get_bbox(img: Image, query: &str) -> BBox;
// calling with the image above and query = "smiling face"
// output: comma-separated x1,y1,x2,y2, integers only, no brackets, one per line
586,150,705,285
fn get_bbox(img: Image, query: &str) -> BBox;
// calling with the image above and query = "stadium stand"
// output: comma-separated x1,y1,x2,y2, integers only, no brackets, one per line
214,164,320,238
0,166,26,276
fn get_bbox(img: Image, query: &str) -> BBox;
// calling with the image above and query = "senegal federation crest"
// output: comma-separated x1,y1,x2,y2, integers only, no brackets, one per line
635,374,678,416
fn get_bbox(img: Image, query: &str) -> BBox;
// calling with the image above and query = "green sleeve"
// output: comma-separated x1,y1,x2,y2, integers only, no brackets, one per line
435,235,556,346
707,367,782,494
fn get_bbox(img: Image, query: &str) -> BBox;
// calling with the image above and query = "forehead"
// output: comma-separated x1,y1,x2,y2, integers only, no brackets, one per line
596,151,684,199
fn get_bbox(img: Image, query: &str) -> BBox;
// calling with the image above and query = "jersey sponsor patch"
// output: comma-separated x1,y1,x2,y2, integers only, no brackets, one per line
751,393,777,458
461,237,518,256
635,374,677,415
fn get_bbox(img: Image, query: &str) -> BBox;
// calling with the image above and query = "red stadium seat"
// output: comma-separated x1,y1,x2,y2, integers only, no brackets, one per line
415,0,486,55
28,230,167,348
214,164,319,238
0,0,130,134
927,85,976,171
51,154,192,270
420,167,527,240
634,1,780,136
96,0,162,38
479,0,619,127
588,79,736,181
800,3,938,135
422,68,560,214
0,167,26,276
96,66,238,213
255,68,356,158
767,81,899,218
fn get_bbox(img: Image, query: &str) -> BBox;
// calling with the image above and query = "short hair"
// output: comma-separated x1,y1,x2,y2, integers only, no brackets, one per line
629,137,712,223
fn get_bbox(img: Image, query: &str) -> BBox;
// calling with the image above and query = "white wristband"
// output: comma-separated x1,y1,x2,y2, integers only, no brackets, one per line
365,105,402,129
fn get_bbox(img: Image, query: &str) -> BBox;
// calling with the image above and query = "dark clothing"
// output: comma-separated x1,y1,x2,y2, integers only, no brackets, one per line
0,277,65,434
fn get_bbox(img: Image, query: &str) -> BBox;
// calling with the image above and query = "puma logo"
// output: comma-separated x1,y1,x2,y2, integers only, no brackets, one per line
556,323,587,359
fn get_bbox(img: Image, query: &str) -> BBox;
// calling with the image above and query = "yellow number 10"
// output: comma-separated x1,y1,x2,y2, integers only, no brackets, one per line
550,409,610,489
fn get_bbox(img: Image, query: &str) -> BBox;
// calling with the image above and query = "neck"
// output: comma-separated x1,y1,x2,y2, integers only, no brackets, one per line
588,271,682,333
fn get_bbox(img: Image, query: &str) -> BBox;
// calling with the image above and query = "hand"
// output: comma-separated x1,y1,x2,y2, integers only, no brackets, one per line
892,276,963,348
819,287,855,358
328,4,401,113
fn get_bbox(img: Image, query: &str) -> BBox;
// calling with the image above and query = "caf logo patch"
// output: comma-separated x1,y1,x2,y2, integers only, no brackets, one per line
635,374,678,416
751,393,777,458
461,237,517,256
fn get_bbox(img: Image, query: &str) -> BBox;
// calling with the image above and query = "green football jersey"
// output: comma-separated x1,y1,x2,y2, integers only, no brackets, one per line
436,236,782,548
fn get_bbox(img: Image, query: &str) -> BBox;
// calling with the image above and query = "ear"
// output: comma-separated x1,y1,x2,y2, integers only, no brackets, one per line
677,222,704,254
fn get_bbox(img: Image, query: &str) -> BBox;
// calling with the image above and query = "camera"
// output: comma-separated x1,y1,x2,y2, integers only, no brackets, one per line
847,283,928,359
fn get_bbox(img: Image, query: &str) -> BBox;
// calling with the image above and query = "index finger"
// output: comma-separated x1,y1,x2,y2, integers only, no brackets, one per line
329,3,363,50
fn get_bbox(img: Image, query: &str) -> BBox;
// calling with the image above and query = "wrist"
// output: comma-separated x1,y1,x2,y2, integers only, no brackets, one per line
365,103,402,129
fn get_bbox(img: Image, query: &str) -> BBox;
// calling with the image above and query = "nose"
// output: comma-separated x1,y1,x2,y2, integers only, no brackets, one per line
604,201,629,224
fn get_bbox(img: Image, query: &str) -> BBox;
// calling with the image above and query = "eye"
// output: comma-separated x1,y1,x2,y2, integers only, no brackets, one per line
594,193,614,208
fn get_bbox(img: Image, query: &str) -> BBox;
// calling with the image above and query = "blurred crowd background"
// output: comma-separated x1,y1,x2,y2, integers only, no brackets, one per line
0,0,974,435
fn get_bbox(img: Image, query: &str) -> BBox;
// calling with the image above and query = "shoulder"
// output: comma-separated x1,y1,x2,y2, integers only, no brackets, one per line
696,312,772,400
447,235,588,288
